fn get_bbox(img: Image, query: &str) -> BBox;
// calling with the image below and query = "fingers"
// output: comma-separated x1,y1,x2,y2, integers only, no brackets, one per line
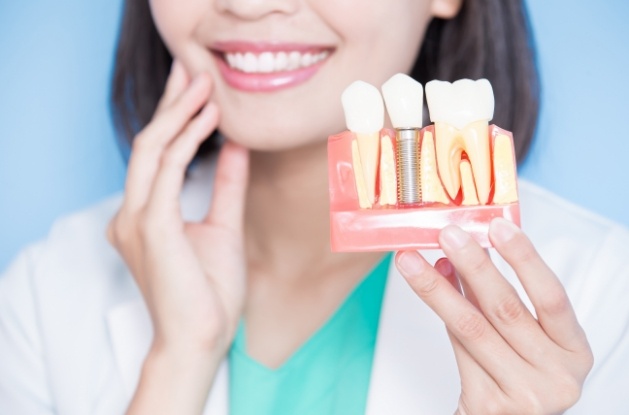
124,73,213,212
145,102,220,220
447,329,499,398
203,141,250,234
155,60,191,115
488,218,589,353
395,250,527,385
439,225,558,364
436,255,500,386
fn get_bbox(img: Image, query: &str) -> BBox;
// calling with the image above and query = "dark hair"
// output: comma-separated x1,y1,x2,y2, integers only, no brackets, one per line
112,0,539,163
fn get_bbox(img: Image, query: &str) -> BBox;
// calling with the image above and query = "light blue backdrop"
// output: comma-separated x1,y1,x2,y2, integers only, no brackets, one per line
1,1,628,271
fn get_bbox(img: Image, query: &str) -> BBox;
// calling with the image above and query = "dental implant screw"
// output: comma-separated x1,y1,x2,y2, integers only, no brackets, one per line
396,129,421,204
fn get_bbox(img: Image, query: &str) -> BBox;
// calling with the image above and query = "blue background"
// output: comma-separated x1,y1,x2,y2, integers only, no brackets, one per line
1,1,628,271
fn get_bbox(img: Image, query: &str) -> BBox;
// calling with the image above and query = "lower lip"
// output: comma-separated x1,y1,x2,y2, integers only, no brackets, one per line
214,53,329,93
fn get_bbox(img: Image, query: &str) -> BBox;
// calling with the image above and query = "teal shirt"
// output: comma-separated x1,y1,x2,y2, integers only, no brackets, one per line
228,254,392,415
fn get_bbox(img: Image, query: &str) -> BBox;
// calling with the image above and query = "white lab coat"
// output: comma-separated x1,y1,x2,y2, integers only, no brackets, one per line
1,159,629,414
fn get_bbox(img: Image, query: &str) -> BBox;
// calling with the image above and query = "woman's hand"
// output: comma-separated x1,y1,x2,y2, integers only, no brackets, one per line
395,218,594,415
107,61,249,414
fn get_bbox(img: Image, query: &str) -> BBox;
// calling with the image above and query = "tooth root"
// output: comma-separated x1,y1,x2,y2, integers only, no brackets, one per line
492,134,519,204
462,120,491,205
460,159,480,206
435,122,463,200
379,135,397,206
435,121,491,205
420,131,450,204
351,139,372,209
356,132,380,205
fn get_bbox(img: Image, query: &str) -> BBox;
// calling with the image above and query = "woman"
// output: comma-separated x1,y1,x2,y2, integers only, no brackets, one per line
1,0,628,414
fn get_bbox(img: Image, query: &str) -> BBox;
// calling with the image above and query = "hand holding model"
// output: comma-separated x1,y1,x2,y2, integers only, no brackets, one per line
107,62,249,414
396,223,593,414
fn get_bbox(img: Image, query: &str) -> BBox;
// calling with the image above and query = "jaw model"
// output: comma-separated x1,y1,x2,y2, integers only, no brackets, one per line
328,75,520,252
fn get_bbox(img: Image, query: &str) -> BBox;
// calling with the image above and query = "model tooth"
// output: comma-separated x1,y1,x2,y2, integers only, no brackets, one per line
426,79,494,204
351,139,372,209
492,134,519,204
426,79,494,129
379,135,397,206
460,160,480,206
342,81,385,133
342,81,384,205
381,73,423,129
419,131,450,205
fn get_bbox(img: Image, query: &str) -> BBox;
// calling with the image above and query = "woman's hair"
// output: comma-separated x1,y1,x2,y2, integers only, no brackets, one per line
112,0,539,163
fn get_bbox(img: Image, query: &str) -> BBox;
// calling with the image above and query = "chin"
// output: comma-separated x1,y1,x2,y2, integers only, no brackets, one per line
217,111,340,152
217,122,317,152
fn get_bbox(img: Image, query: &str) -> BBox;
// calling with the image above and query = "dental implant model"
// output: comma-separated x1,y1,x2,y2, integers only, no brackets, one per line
381,74,423,205
328,74,520,251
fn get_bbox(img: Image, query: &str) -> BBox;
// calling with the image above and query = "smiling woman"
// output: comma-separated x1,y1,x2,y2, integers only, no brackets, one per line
1,1,629,415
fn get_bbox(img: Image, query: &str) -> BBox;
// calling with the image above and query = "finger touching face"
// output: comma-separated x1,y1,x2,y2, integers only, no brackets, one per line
149,0,462,151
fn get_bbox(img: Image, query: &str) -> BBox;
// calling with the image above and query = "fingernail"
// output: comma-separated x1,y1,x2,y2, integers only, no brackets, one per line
396,251,425,276
440,226,471,250
489,218,519,243
434,258,453,277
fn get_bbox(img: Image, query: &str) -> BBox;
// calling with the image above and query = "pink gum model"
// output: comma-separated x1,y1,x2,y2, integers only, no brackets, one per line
328,125,520,252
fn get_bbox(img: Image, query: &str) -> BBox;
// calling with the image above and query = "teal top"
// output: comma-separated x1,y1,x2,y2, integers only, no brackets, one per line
228,254,392,415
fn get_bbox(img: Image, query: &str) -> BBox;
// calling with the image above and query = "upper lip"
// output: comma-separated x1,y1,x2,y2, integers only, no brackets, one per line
211,41,334,54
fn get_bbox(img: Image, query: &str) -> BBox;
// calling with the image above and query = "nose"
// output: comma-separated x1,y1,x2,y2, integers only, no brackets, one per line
215,0,299,20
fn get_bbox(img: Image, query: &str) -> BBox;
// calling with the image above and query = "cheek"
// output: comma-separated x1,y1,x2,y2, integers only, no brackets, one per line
316,0,432,78
148,0,206,57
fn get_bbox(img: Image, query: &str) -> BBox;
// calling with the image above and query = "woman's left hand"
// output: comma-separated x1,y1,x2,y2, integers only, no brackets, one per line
395,218,594,415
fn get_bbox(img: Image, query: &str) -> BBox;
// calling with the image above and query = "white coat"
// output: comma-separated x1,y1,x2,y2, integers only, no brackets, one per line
1,159,629,414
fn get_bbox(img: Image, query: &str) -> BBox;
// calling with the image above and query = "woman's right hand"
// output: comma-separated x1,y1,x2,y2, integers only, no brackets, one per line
107,61,249,414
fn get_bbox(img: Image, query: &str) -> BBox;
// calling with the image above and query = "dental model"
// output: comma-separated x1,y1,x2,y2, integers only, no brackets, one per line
328,75,520,251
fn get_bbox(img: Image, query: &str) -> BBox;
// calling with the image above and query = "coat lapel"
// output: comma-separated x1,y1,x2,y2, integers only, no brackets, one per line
366,251,461,415
106,299,230,415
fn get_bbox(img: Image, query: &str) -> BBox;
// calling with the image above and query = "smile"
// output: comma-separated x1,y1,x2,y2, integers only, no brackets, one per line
225,50,330,74
211,42,334,92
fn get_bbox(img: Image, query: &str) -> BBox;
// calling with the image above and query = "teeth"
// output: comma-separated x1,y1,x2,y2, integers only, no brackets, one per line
258,52,274,73
492,134,519,204
381,73,424,129
341,81,385,206
241,52,255,73
426,79,494,204
288,51,301,70
275,52,288,71
224,50,329,74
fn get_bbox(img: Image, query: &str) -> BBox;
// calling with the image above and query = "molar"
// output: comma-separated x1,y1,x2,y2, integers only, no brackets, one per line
426,79,494,204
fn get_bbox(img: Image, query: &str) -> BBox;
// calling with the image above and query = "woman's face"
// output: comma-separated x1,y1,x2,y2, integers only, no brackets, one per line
149,0,461,151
